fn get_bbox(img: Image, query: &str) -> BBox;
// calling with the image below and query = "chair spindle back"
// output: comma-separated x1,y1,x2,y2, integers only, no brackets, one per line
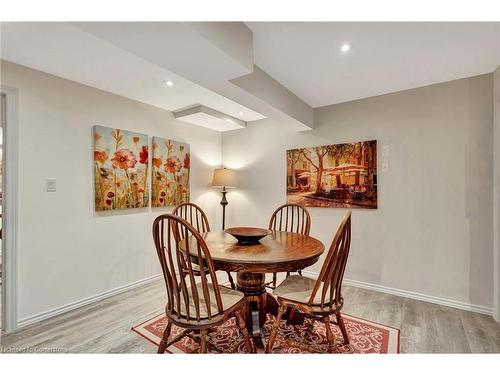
308,211,352,309
269,203,311,235
152,214,223,321
172,203,211,241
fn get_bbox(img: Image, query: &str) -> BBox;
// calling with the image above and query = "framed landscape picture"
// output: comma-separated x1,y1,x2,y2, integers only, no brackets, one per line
286,140,377,209
93,126,149,211
151,137,190,207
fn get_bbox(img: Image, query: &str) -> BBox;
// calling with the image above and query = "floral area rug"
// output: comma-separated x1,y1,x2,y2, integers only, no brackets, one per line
132,313,400,354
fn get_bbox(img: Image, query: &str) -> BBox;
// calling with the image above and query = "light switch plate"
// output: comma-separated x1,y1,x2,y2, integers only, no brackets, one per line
46,178,57,192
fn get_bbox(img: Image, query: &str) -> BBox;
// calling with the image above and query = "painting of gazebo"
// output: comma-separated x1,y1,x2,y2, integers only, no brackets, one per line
286,140,377,209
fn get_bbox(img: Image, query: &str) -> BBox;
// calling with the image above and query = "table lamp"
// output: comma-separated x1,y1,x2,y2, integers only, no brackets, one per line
212,168,238,230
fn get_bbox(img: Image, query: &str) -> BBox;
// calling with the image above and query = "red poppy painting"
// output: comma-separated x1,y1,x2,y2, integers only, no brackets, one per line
151,137,190,207
93,125,149,211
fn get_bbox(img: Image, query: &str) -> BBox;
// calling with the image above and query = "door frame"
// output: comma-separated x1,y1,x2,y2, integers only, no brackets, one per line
1,86,19,332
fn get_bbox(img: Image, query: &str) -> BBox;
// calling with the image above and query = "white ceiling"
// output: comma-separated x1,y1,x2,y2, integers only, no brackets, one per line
247,22,500,107
2,22,500,129
0,22,265,125
72,22,312,130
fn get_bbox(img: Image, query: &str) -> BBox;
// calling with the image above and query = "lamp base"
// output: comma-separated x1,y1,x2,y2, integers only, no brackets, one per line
220,187,228,230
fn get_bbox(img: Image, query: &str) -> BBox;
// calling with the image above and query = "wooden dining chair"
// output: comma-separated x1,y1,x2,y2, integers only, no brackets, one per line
153,214,254,354
266,211,352,354
268,203,311,287
172,203,236,289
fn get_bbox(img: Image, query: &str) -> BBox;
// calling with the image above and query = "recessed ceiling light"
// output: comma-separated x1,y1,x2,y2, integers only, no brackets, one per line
340,43,351,53
238,111,244,116
165,80,174,87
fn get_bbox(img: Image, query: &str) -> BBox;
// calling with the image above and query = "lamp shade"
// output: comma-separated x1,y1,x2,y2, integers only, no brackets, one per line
212,168,238,188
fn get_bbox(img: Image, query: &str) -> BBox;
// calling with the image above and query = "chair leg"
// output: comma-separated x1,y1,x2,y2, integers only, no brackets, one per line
227,272,236,290
266,303,286,353
286,271,290,278
335,311,350,345
272,272,277,288
323,316,338,354
199,329,208,353
235,309,254,353
157,321,172,354
298,270,302,276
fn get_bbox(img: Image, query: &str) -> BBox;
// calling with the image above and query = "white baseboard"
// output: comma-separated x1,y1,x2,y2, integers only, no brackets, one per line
300,270,493,316
17,274,163,329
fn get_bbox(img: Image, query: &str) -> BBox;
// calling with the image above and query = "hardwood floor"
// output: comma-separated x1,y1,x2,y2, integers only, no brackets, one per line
1,277,499,353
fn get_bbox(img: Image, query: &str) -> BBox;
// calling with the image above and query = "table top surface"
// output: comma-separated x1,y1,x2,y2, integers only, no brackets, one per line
179,230,325,266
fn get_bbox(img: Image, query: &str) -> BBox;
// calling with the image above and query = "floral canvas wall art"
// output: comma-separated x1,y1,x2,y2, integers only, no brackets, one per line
93,126,149,211
151,137,190,207
287,140,377,209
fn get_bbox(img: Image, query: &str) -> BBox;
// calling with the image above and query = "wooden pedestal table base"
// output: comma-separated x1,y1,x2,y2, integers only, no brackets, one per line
236,272,279,352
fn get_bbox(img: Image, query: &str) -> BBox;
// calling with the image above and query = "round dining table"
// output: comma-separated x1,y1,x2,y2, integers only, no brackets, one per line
179,230,325,351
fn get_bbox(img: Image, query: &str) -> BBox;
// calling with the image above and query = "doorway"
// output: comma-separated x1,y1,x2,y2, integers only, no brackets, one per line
1,87,19,333
0,93,5,331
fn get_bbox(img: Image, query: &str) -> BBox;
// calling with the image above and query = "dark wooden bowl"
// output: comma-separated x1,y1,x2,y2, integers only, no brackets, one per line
225,227,272,245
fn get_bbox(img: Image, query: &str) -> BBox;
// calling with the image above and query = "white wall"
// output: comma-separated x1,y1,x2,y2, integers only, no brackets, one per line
223,74,494,311
0,61,223,324
1,59,496,325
